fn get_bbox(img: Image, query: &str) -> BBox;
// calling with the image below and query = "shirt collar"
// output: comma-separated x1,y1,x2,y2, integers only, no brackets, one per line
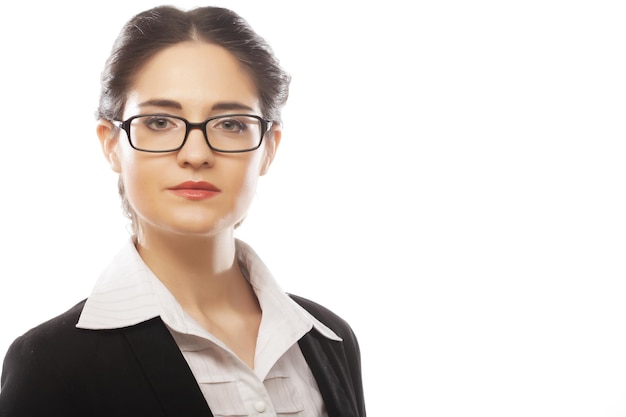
76,238,340,343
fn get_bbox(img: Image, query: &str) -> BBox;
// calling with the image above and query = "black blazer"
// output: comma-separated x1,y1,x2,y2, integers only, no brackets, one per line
0,295,365,417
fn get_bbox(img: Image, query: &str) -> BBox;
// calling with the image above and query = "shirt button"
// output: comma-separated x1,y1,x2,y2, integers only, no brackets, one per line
254,401,267,413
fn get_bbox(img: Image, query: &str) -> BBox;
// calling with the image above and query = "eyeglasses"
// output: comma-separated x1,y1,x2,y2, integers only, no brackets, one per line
114,114,272,153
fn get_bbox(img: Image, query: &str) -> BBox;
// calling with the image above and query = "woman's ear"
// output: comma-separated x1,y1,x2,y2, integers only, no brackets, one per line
97,119,122,173
260,125,282,176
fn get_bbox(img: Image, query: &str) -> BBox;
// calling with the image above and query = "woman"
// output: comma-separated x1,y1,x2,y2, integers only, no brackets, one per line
0,5,365,417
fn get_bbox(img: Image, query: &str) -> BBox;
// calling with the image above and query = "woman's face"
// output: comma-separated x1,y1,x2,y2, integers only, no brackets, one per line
98,41,280,239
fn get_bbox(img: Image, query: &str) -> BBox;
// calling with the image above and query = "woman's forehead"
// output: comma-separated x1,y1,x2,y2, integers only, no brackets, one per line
126,42,261,116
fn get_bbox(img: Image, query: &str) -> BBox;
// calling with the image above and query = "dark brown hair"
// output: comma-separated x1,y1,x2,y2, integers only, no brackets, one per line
97,5,291,123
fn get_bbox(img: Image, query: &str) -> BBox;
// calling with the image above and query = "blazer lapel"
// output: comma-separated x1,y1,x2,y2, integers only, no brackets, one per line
298,331,358,417
123,317,213,417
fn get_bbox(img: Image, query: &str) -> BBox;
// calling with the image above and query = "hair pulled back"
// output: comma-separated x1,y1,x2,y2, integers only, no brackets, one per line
97,6,291,123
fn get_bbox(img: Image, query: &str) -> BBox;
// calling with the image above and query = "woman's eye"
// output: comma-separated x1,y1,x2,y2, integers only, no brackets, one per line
216,118,246,132
145,117,175,130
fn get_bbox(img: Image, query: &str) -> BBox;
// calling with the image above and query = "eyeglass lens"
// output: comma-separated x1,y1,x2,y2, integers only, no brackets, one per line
129,115,263,151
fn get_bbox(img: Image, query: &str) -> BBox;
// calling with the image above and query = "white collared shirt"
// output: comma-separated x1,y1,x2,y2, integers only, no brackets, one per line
77,239,340,417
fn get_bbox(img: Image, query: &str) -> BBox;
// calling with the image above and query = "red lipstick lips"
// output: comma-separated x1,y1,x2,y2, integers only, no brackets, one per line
168,181,221,200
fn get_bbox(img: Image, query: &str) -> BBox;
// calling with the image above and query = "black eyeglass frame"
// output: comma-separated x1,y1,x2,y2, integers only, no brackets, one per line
114,113,273,153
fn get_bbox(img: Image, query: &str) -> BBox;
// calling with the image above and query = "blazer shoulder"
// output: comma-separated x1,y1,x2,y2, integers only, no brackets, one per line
290,294,367,417
15,299,87,345
289,293,357,341
0,299,92,415
2,299,91,374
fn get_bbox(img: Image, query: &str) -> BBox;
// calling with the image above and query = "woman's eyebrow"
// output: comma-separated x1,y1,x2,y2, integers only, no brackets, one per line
137,99,182,109
211,102,255,112
136,100,255,113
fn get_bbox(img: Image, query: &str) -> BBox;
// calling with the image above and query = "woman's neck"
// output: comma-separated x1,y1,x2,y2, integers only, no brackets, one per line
135,228,262,368
135,228,251,312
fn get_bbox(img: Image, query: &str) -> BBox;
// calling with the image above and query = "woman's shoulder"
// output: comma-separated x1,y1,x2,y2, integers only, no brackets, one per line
14,299,88,343
4,300,92,363
1,298,128,375
0,300,95,412
288,293,358,341
289,293,366,416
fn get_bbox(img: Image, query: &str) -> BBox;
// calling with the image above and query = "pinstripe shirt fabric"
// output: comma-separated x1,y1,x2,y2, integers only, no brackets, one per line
76,239,341,417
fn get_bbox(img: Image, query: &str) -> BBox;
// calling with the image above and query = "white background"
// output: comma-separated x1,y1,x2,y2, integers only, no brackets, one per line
1,1,625,416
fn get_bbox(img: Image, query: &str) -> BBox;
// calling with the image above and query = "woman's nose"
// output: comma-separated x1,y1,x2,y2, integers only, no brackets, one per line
176,127,215,168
